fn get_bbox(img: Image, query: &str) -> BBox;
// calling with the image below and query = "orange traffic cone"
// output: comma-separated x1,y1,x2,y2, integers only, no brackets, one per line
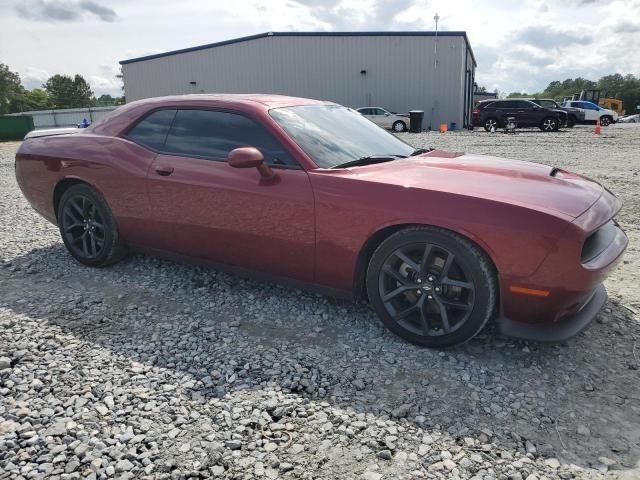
595,118,601,135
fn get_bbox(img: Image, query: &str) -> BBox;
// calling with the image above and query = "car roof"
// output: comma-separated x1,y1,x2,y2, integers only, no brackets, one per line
125,94,332,109
88,94,336,136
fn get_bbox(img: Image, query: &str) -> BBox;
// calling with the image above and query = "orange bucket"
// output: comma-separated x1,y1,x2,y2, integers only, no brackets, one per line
439,123,448,133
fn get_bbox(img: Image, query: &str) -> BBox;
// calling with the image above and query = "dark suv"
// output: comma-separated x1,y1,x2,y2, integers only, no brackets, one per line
473,99,567,132
526,98,585,127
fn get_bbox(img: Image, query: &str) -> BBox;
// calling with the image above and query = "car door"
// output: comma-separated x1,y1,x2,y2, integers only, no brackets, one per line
144,108,316,283
515,100,545,127
578,102,599,121
492,101,515,125
373,108,393,128
359,108,376,123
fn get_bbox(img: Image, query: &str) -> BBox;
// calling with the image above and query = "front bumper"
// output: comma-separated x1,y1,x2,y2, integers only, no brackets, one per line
498,284,607,342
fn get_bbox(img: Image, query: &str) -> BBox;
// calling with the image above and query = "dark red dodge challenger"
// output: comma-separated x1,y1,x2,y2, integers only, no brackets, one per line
15,94,628,347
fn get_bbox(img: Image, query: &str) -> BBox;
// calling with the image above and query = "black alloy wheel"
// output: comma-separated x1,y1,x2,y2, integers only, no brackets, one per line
366,227,496,347
600,116,612,126
61,195,105,260
57,184,125,267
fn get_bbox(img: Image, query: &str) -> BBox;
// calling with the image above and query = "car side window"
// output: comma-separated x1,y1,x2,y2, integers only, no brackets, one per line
372,108,384,115
163,109,298,167
360,108,372,115
515,101,533,109
126,109,177,150
495,101,515,109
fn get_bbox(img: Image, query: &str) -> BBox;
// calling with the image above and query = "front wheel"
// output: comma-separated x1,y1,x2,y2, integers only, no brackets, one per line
600,115,612,126
392,120,407,132
540,117,558,132
366,227,497,347
57,184,125,267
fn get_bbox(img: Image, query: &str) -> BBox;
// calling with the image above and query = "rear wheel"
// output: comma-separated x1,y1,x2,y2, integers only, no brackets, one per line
483,118,499,132
540,117,558,132
392,120,407,132
366,227,497,347
57,184,125,267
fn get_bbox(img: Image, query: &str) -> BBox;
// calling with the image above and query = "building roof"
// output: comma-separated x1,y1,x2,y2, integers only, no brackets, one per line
120,31,476,67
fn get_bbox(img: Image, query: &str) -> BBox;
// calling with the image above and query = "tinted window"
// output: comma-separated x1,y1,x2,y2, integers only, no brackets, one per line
164,109,297,166
373,108,386,115
359,108,372,115
127,109,176,150
269,105,414,169
513,101,533,109
491,101,515,109
580,102,597,110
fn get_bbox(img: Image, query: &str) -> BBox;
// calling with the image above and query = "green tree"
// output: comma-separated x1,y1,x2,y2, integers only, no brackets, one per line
23,89,50,110
598,74,625,97
43,74,93,108
0,63,23,114
95,94,116,106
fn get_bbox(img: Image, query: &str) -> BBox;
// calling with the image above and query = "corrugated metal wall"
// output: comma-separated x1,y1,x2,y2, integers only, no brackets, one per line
123,35,474,129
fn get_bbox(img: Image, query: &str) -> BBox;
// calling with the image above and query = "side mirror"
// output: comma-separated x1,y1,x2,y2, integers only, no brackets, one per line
227,147,276,180
228,146,264,169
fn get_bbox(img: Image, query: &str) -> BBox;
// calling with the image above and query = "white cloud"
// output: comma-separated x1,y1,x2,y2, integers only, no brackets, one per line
1,0,639,98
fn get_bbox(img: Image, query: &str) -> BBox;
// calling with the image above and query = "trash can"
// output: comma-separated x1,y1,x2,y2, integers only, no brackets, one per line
409,110,424,133
449,122,457,131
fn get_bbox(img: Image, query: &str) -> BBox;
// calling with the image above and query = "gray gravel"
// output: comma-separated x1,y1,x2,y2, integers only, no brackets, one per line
1,124,639,479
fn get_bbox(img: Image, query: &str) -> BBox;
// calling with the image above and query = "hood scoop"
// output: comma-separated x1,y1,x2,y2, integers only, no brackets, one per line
422,149,465,158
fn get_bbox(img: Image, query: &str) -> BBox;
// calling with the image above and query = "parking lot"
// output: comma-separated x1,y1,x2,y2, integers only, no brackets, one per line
1,124,639,479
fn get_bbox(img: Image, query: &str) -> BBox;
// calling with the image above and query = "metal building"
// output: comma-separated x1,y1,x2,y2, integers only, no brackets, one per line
120,31,476,129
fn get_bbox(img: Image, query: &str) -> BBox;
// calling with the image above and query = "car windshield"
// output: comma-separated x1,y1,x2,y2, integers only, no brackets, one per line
269,104,414,168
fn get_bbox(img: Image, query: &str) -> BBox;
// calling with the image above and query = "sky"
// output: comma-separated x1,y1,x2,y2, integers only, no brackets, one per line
1,0,639,97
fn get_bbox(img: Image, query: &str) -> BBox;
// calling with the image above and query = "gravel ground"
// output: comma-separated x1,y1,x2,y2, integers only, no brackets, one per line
1,124,639,480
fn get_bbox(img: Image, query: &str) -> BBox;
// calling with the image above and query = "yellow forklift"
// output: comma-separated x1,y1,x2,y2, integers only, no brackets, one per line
599,98,625,116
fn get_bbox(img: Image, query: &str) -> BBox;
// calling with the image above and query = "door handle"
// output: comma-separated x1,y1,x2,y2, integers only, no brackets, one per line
155,166,174,176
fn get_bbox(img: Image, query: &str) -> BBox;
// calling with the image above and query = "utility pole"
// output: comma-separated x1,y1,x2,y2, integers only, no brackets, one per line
431,13,439,130
434,13,439,71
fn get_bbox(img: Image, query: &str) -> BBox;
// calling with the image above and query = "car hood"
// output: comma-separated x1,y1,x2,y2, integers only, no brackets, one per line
346,152,603,219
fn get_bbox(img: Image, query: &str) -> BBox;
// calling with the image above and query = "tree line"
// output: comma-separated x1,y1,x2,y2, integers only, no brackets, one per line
0,63,124,114
506,74,640,113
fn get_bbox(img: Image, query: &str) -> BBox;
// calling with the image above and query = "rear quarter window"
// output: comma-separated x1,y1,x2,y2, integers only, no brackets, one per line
126,109,177,150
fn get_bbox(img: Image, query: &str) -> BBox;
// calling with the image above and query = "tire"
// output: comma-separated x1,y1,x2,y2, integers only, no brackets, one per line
392,120,407,132
483,118,499,132
366,226,497,348
57,184,125,267
567,115,576,128
540,117,558,132
600,115,612,126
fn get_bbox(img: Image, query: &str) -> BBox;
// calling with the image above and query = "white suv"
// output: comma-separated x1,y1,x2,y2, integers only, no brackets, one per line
562,101,618,126
357,107,409,132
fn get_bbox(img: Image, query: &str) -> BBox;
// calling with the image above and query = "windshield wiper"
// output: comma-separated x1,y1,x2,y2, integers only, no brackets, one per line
330,155,404,169
410,147,434,156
